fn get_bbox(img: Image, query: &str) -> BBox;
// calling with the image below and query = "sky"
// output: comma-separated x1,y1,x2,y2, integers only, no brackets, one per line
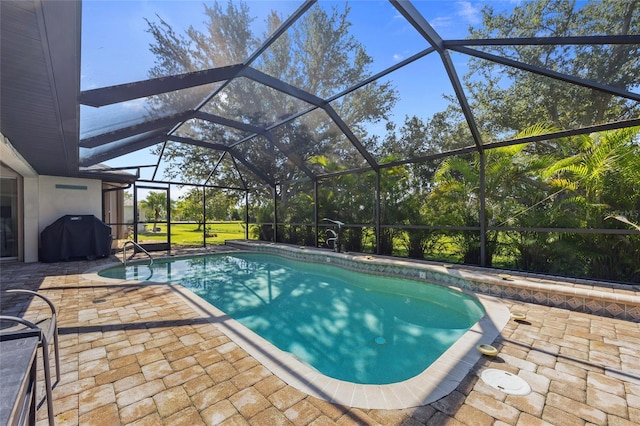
80,0,521,179
81,1,490,89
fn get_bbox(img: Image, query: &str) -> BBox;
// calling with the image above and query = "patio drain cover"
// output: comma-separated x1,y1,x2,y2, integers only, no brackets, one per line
480,369,531,395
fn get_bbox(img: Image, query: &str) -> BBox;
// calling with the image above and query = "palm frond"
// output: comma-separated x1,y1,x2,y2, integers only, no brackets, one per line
605,215,640,231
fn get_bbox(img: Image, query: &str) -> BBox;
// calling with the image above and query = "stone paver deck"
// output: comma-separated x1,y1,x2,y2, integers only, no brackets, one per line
1,249,639,426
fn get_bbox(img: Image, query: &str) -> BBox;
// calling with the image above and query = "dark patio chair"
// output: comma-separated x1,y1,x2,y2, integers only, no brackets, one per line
0,289,60,426
0,315,55,426
2,289,60,383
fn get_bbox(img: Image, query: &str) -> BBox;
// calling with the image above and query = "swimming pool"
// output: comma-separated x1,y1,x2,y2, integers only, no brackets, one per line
100,252,485,384
93,246,509,409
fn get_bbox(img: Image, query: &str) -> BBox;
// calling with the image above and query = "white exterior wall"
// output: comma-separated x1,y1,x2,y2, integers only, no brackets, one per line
38,176,102,235
23,177,39,262
2,133,106,262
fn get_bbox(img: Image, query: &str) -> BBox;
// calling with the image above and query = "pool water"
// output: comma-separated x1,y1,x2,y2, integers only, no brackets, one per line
100,252,485,384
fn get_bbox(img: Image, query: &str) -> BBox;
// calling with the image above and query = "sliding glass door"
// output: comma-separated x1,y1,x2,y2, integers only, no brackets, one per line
0,178,19,259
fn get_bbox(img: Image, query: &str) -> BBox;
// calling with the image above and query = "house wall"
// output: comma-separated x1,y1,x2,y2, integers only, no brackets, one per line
23,177,39,262
38,176,102,235
2,133,128,262
2,133,105,261
1,132,39,262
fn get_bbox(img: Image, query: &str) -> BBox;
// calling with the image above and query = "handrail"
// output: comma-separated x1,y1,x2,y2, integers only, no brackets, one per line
123,241,154,267
325,227,340,252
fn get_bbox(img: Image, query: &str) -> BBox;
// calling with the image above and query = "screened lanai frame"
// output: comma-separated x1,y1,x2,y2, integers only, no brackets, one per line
80,1,640,272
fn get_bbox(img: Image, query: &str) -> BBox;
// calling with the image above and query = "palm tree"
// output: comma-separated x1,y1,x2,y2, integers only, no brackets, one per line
429,124,561,267
140,192,167,232
606,215,640,231
543,126,640,280
543,126,640,223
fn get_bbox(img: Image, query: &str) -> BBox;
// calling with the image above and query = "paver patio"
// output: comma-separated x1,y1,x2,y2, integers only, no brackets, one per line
1,249,639,426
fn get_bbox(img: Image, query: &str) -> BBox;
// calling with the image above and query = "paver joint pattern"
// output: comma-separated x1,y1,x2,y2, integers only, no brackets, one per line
1,249,638,426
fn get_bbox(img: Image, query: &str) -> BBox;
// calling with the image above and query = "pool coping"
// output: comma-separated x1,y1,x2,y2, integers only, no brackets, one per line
83,249,511,409
176,287,509,410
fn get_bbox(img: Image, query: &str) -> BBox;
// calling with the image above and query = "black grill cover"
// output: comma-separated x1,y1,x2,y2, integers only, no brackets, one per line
40,215,112,262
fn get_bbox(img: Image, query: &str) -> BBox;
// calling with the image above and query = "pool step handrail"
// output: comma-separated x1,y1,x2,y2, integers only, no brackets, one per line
322,218,344,228
123,241,154,267
325,229,338,251
323,221,341,252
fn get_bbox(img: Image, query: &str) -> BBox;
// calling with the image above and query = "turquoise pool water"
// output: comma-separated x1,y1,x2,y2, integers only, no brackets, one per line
100,252,485,384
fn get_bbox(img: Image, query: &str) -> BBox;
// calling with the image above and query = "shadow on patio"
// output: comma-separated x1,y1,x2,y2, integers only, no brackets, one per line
1,256,639,425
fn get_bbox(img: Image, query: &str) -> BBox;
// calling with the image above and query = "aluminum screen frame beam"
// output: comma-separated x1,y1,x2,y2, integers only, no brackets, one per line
80,111,197,148
378,118,640,170
80,134,169,167
263,131,317,180
203,151,231,187
480,118,640,151
229,155,250,190
167,135,274,186
79,64,244,107
243,0,317,66
166,135,229,151
444,35,640,47
324,106,380,171
391,0,485,151
451,45,640,103
193,111,264,135
390,1,444,52
240,67,326,107
135,178,247,192
241,66,380,172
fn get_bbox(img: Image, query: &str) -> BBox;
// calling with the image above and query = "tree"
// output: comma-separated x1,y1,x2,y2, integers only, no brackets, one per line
464,0,639,137
409,0,640,279
275,180,316,246
542,126,640,280
178,188,240,230
140,191,168,232
248,187,275,242
145,1,396,187
544,127,640,222
177,189,207,230
427,123,563,266
374,116,444,257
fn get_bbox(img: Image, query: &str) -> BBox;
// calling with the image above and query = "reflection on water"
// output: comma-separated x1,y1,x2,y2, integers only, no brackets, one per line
100,253,484,384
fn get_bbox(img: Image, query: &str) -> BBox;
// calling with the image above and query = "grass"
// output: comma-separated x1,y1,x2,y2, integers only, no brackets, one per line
137,221,246,245
135,223,516,267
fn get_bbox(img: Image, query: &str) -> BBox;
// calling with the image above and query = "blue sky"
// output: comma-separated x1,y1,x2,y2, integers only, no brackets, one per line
81,0,494,89
80,0,519,175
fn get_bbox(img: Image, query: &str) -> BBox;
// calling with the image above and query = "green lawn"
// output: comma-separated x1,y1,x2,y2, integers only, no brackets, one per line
136,224,514,266
138,222,246,245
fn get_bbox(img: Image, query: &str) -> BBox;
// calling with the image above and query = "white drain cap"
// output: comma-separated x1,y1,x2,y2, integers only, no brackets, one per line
480,369,531,395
